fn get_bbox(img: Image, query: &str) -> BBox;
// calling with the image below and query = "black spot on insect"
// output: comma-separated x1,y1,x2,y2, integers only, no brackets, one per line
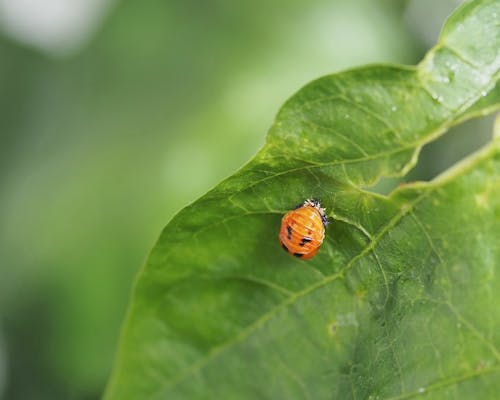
293,253,303,258
281,243,289,253
286,225,292,240
300,237,312,246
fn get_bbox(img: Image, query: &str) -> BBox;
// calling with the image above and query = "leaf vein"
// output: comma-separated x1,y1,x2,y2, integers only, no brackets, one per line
385,364,500,400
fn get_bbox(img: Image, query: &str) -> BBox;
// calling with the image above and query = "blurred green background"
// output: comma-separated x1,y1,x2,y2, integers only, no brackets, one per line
0,0,486,399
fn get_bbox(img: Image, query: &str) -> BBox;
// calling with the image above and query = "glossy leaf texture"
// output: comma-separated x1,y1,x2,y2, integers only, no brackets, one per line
105,1,500,399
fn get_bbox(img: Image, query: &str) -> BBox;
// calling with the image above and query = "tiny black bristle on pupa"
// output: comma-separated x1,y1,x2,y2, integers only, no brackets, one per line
293,253,303,258
281,243,289,252
322,215,330,227
286,225,292,239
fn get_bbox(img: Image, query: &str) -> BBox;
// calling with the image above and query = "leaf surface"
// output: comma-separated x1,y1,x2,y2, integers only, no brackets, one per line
105,1,500,398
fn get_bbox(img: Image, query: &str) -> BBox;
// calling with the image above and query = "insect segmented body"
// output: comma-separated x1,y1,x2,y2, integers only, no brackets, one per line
279,199,328,260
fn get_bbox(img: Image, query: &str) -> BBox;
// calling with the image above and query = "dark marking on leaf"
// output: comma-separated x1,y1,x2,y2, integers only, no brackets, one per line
328,322,338,336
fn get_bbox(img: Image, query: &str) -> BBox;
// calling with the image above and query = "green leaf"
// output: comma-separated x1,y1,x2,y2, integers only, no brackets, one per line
105,1,500,398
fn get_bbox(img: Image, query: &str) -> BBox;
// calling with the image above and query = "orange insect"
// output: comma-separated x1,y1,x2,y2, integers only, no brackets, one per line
279,199,329,260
